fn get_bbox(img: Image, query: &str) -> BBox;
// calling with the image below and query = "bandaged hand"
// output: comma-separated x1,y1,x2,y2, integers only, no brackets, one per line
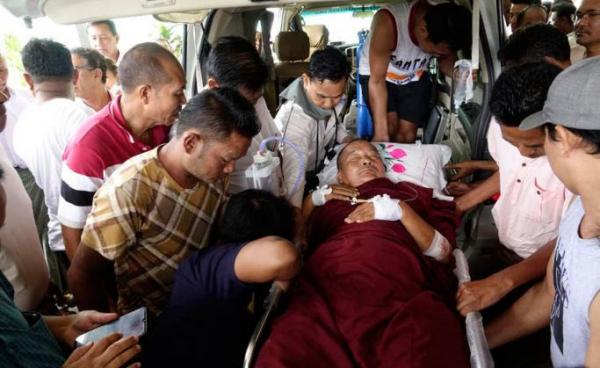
311,185,333,206
371,194,403,221
345,194,402,224
423,230,451,262
312,184,359,206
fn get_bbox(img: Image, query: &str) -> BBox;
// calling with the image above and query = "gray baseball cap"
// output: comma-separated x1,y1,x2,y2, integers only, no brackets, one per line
520,56,600,131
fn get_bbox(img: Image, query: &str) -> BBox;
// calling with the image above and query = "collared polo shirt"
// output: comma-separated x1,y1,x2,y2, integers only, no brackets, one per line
81,146,228,317
488,118,572,258
59,95,170,229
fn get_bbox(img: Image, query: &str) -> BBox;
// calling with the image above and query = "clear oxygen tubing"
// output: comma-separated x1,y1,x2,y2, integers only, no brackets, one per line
258,136,306,197
453,249,495,368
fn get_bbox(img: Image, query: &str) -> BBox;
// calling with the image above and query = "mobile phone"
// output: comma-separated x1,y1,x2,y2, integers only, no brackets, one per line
75,307,147,347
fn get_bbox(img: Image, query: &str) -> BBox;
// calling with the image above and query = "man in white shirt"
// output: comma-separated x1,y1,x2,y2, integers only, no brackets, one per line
275,47,352,209
0,52,48,244
359,1,470,142
204,36,282,195
13,39,93,271
87,20,122,64
0,53,33,168
71,47,112,112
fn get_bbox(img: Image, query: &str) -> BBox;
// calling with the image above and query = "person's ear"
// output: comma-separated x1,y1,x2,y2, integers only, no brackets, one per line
72,69,79,86
94,68,103,81
206,78,220,89
138,84,152,105
337,171,346,185
23,73,34,94
302,73,310,89
182,131,203,154
554,125,580,156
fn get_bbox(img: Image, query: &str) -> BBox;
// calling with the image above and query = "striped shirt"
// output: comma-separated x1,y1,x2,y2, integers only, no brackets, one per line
59,96,169,229
80,146,227,317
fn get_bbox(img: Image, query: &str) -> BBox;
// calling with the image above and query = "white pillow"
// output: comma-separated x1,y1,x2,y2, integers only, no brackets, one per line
317,142,453,201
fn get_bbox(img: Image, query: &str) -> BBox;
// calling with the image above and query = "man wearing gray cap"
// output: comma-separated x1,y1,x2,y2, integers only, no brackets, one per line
486,56,600,367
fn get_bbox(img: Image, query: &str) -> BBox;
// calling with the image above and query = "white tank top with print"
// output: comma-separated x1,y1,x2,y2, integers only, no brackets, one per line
359,0,433,85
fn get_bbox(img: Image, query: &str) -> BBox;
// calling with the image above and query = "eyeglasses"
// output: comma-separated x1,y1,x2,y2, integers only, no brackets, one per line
575,10,600,22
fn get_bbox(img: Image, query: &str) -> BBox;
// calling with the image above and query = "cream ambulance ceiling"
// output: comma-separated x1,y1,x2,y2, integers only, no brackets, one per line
1,0,386,24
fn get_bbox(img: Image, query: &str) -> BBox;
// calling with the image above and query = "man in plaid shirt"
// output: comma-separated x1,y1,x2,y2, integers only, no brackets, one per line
68,88,260,318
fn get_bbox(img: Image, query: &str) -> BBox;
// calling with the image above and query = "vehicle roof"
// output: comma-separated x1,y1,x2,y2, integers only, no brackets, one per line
0,0,382,24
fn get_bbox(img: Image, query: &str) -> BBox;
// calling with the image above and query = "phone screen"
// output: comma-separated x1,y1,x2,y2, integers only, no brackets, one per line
75,307,147,347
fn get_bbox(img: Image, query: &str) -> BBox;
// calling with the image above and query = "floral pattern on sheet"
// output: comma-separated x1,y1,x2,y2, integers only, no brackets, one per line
376,143,407,173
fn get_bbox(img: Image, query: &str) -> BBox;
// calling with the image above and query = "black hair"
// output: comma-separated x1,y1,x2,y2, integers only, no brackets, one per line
88,20,118,36
542,1,553,14
176,87,260,140
498,23,570,65
424,4,472,52
118,42,182,93
218,189,295,243
552,1,576,17
105,57,118,76
71,47,108,83
308,46,349,83
0,166,4,181
21,38,73,83
206,36,268,93
490,62,561,127
546,124,600,154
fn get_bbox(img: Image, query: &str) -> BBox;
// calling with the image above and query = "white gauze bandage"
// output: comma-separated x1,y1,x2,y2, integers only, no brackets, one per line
370,194,403,221
311,185,333,206
423,230,452,261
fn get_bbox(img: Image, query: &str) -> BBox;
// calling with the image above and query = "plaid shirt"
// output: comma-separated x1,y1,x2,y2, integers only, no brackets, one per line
81,146,227,317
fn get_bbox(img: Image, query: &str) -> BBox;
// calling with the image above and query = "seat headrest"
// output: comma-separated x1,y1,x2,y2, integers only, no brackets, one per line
275,31,310,62
303,24,329,49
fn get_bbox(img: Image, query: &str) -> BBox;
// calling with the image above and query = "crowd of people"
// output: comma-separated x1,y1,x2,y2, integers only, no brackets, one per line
0,0,598,366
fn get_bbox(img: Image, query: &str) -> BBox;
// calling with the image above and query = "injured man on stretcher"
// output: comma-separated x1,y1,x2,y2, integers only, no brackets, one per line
256,140,469,367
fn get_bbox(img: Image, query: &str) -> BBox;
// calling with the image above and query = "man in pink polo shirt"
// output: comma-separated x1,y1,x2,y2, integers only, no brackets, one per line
58,42,186,259
453,62,574,330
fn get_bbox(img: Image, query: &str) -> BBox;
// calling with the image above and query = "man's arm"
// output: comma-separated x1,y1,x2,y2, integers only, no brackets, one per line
234,236,301,289
62,225,83,261
368,10,396,142
485,248,556,348
455,171,500,213
457,238,556,315
43,311,141,368
68,246,114,312
586,294,600,367
446,160,499,181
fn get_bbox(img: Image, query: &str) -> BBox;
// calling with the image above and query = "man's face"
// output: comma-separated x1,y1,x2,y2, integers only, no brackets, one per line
337,141,386,187
88,23,119,60
302,75,346,110
575,0,600,48
500,124,546,158
184,131,251,183
71,54,103,100
520,6,548,29
147,61,186,126
552,13,575,34
509,4,530,32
